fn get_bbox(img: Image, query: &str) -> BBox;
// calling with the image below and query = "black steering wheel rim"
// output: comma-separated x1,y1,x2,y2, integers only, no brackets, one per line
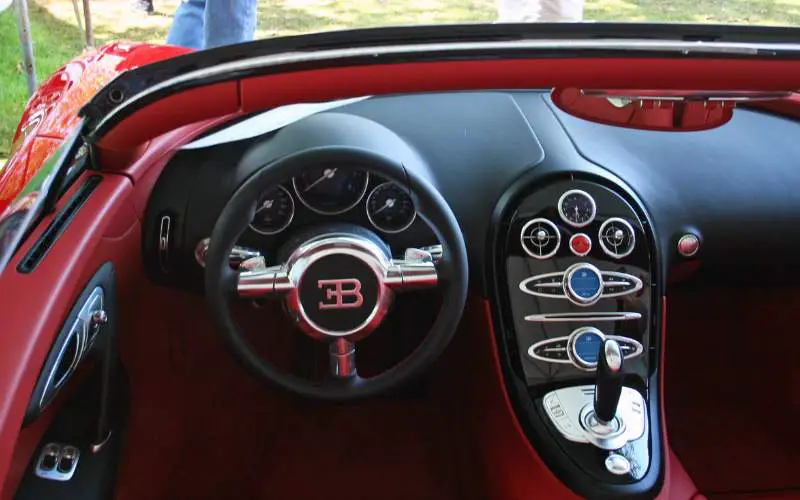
205,145,469,401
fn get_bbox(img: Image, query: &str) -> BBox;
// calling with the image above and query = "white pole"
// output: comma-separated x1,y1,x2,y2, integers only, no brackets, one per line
14,0,37,95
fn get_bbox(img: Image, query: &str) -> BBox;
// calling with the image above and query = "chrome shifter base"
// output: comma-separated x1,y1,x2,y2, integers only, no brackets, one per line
543,385,646,450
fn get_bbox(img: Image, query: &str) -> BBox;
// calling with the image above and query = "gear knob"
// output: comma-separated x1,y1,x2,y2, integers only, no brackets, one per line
593,338,624,424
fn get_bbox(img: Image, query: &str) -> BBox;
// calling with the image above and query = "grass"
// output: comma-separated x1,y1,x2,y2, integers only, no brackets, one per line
1,0,799,158
0,4,83,158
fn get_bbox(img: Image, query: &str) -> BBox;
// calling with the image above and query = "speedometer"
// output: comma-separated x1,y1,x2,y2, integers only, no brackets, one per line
293,167,369,215
366,182,416,233
249,185,294,235
558,190,596,228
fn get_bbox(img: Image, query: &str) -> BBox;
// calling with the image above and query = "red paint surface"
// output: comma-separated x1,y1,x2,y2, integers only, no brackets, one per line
0,39,797,498
0,42,190,213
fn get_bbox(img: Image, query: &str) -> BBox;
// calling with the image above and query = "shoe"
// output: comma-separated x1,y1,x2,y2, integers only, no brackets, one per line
132,0,154,14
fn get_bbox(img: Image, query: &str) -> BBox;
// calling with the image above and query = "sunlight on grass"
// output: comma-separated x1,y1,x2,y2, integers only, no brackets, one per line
2,0,799,156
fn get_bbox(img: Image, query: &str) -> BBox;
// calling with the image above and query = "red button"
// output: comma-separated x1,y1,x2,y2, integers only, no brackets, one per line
570,233,592,256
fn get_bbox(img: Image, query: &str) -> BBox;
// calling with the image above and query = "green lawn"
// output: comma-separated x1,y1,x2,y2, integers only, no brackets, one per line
0,4,83,158
1,0,799,158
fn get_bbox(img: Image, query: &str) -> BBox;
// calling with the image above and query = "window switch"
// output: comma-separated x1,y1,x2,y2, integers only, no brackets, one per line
57,446,79,474
39,444,60,471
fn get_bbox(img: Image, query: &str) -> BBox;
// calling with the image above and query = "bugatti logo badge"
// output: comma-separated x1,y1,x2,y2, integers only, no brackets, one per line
318,279,364,310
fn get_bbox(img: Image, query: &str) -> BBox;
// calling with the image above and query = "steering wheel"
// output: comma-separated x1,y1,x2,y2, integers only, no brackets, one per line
205,146,468,401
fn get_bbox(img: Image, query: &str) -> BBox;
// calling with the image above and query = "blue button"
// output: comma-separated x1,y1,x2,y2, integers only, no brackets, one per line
569,267,602,299
574,331,603,365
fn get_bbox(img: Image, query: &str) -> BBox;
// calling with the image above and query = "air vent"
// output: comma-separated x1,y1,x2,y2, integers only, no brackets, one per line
598,218,636,259
520,218,560,259
18,176,101,273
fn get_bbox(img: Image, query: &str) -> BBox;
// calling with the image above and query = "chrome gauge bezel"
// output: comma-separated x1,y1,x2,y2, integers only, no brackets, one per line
365,181,417,234
248,185,295,236
558,189,597,228
598,217,636,259
292,170,370,216
519,218,561,260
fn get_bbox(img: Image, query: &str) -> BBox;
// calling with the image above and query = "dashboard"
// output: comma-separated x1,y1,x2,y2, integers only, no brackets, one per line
142,89,800,498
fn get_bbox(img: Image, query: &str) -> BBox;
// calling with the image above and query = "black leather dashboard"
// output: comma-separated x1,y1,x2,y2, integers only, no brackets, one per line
145,90,800,292
142,89,799,499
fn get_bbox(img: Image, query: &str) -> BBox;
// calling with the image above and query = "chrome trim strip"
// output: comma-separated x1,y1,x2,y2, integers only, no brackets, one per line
528,331,644,369
92,38,800,136
519,271,566,298
527,338,573,364
601,271,644,297
524,312,642,322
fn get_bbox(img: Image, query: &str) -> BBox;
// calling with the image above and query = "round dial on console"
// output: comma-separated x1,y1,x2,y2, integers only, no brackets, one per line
564,262,603,306
293,167,369,215
599,218,636,259
558,190,596,228
249,185,294,235
520,218,560,259
366,182,416,233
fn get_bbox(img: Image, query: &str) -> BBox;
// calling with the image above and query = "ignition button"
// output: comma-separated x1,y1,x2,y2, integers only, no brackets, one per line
569,233,592,257
677,233,700,257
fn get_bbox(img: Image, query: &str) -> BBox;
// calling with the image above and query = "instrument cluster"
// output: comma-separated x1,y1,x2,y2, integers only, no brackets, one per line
247,166,418,237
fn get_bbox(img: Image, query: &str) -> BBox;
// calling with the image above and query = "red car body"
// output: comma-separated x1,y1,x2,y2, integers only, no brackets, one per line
0,27,799,500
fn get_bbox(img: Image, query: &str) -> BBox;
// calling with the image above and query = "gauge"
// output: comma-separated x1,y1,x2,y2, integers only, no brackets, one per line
366,182,416,233
558,190,596,228
292,167,369,215
249,185,294,235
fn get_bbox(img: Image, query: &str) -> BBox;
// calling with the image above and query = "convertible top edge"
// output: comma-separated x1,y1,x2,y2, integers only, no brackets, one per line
80,33,800,142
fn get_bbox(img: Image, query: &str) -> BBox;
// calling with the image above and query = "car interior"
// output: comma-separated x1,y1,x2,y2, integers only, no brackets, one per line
0,26,798,500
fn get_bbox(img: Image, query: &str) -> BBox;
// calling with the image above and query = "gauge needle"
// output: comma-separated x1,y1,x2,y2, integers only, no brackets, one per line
374,198,396,215
304,168,337,192
255,199,274,214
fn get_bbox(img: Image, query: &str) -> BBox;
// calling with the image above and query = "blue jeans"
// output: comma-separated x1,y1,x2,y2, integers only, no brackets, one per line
167,0,257,50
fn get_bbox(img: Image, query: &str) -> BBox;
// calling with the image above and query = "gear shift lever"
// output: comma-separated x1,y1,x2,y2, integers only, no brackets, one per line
594,338,624,423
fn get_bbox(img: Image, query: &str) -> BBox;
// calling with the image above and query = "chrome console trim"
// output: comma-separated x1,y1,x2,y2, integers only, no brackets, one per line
528,330,643,369
524,312,642,322
543,385,646,451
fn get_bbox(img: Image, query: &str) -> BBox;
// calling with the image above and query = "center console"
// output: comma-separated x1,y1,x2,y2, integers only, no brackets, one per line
489,174,663,498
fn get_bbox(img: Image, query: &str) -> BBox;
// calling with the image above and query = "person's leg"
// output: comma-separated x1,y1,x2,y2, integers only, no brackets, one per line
496,0,542,22
538,0,584,21
203,0,257,49
166,0,206,49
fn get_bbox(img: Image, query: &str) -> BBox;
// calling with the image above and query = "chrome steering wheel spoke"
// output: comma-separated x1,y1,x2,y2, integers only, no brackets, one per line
329,338,357,378
386,245,441,291
237,258,291,298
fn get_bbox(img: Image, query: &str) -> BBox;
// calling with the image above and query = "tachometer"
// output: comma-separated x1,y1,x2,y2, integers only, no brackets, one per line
366,182,416,233
249,185,294,235
293,167,369,215
558,190,596,228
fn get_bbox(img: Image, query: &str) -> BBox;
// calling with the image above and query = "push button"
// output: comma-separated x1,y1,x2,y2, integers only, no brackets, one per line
569,233,592,257
530,339,570,362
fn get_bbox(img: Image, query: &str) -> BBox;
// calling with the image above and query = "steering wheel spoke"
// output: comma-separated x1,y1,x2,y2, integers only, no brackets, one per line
237,257,291,298
386,245,441,292
329,338,357,378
